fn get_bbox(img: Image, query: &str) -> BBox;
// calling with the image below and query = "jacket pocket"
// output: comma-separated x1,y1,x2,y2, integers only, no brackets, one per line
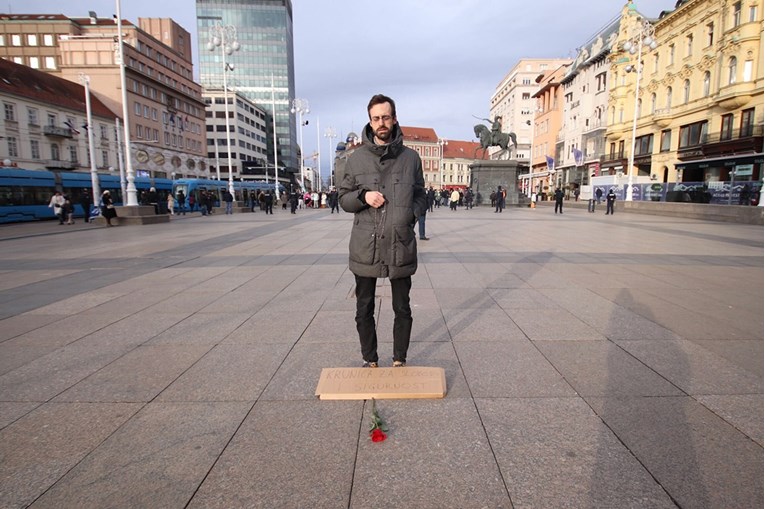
349,222,376,265
392,225,416,267
393,182,414,208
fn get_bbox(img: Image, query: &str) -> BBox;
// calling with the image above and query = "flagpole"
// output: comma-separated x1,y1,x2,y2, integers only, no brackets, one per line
316,116,321,192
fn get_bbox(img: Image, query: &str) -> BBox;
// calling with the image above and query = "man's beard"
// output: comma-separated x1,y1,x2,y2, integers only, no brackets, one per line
375,125,393,142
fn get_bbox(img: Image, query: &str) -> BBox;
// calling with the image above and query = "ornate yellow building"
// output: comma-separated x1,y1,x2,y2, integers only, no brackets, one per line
606,0,762,188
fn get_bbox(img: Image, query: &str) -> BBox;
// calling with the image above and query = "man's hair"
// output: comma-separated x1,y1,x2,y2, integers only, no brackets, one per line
367,94,397,119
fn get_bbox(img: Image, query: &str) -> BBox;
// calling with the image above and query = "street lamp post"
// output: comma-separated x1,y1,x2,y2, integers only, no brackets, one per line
622,16,657,201
291,98,310,191
115,0,137,206
437,138,448,190
324,127,337,187
79,73,101,205
207,21,240,198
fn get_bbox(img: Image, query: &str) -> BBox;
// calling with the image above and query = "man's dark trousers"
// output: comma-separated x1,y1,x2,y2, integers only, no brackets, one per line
355,275,412,363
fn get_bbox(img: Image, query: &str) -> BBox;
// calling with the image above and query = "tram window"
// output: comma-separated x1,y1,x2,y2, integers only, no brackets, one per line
0,186,11,206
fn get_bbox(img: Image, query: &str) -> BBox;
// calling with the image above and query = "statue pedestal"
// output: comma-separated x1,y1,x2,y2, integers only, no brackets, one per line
469,159,523,207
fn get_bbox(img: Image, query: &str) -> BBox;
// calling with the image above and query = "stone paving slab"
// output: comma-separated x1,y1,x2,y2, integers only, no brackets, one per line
585,396,764,509
476,397,677,508
28,402,250,509
0,207,761,508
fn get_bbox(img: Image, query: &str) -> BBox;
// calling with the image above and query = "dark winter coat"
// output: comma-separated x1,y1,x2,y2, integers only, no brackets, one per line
339,123,427,279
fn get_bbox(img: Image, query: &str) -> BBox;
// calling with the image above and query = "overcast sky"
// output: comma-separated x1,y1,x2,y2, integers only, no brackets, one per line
15,0,673,170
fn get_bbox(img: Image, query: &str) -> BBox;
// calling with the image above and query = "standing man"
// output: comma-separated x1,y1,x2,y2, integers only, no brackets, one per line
176,189,186,215
494,185,505,213
606,188,616,215
328,186,340,213
223,189,234,214
264,190,274,214
339,94,427,368
554,187,564,214
595,187,603,204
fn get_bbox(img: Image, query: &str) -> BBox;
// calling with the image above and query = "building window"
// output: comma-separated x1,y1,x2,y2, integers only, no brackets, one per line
27,34,38,46
683,80,691,103
136,125,144,139
134,102,141,116
100,124,108,140
51,143,60,160
686,34,693,57
11,34,21,46
44,56,56,69
740,108,754,136
650,93,657,114
0,35,4,46
47,113,56,127
30,140,40,159
29,108,42,126
728,57,737,84
7,137,18,157
12,56,22,65
668,43,675,65
703,72,711,96
733,1,742,27
743,60,753,81
706,23,714,46
660,130,672,152
618,140,625,158
635,134,653,155
43,34,54,46
679,120,708,148
4,102,16,121
749,4,758,22
666,87,672,110
102,151,109,167
653,53,659,73
29,56,40,69
69,145,78,163
721,114,734,140
637,98,642,117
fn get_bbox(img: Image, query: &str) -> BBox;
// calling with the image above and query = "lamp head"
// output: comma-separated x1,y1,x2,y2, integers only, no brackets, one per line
231,41,241,51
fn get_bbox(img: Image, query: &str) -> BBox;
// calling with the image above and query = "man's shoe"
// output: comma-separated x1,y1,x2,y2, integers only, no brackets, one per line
362,361,378,368
392,360,406,367
419,237,429,241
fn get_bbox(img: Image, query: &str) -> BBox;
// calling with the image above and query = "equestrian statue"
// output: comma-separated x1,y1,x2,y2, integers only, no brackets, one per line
473,115,517,159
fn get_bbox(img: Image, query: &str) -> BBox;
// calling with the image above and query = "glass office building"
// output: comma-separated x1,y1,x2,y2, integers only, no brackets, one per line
196,0,297,172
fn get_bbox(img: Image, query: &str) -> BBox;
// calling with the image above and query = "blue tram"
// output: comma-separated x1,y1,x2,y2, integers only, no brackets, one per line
0,166,172,223
171,178,284,211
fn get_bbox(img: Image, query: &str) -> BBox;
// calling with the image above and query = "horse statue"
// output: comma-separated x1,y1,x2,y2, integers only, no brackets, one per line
473,124,517,159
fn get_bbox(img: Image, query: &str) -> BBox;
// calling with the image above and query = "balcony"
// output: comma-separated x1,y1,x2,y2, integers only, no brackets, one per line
44,159,78,169
43,125,73,138
651,108,673,128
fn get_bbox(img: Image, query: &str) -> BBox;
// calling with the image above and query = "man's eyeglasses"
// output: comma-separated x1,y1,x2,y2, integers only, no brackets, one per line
371,115,393,124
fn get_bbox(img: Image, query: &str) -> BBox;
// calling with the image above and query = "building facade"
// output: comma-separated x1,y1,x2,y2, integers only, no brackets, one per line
489,58,571,161
559,15,622,191
196,0,297,174
526,66,568,197
606,0,763,189
442,140,486,190
0,13,208,180
203,88,268,182
401,126,441,188
0,58,117,171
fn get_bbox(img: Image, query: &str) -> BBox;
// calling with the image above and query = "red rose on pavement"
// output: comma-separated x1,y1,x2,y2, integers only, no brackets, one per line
368,398,388,442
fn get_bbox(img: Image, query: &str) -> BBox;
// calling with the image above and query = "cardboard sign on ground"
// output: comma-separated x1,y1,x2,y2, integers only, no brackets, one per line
315,366,447,400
